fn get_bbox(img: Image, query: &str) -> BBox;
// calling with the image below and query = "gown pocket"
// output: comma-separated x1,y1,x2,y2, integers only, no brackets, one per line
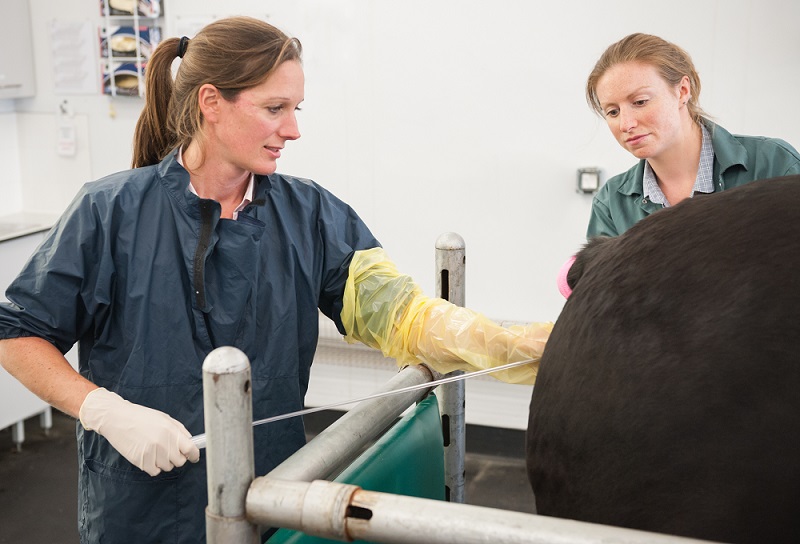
80,457,182,543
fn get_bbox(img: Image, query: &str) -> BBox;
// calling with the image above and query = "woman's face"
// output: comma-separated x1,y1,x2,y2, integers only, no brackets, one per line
211,60,304,176
595,61,689,161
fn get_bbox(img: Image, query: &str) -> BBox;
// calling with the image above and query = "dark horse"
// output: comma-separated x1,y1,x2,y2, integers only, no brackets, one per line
527,176,800,543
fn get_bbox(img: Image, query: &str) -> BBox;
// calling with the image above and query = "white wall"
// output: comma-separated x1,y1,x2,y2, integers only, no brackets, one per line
9,0,800,324
0,108,23,216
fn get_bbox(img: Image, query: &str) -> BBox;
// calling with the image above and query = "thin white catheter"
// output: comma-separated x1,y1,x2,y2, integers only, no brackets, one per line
191,358,536,449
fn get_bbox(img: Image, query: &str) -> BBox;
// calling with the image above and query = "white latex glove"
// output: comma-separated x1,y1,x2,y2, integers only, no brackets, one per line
79,387,200,476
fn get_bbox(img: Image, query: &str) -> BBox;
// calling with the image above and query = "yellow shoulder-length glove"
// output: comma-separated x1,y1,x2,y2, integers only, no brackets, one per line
341,247,553,385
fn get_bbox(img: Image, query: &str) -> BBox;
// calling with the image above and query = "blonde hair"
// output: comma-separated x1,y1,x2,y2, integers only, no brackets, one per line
586,33,707,125
132,16,302,168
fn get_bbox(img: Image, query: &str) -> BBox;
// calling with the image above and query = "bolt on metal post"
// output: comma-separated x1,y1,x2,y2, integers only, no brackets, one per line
435,232,466,504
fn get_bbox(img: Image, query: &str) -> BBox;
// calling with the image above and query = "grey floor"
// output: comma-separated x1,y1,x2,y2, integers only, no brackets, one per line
0,410,535,543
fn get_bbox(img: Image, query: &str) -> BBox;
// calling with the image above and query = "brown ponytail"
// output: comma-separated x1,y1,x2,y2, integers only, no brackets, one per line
132,36,181,168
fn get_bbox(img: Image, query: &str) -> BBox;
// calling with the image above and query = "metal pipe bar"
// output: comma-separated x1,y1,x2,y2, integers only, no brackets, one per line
203,346,258,543
11,420,24,452
247,478,715,544
40,406,52,436
435,232,467,504
266,364,435,482
247,479,360,539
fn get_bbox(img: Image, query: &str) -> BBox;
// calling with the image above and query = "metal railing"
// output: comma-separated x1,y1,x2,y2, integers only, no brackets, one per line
267,363,436,483
202,233,716,544
202,346,713,544
247,478,714,544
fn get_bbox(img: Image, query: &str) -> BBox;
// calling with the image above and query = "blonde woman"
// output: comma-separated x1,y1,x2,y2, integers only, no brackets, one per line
586,33,800,237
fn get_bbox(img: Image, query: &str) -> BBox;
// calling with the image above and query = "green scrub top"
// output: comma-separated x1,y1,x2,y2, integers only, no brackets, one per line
587,121,800,238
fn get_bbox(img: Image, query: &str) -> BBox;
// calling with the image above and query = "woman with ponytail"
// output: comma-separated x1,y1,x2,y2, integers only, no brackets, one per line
0,16,551,543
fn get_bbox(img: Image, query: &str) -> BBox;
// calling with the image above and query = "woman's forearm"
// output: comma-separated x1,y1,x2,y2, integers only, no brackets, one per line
0,336,97,418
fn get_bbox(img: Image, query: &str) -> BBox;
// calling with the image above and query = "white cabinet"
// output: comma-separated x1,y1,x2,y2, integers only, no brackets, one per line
0,0,36,99
0,227,78,448
0,231,49,445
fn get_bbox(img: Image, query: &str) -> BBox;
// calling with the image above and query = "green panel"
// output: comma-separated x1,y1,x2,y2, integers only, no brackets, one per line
268,393,444,544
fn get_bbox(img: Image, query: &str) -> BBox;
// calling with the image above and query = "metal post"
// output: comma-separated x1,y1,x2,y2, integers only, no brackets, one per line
435,232,466,503
40,406,52,436
11,420,24,452
203,346,258,544
247,478,715,544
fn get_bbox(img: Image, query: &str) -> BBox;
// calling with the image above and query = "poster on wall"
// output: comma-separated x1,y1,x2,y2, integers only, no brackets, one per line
49,20,101,95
